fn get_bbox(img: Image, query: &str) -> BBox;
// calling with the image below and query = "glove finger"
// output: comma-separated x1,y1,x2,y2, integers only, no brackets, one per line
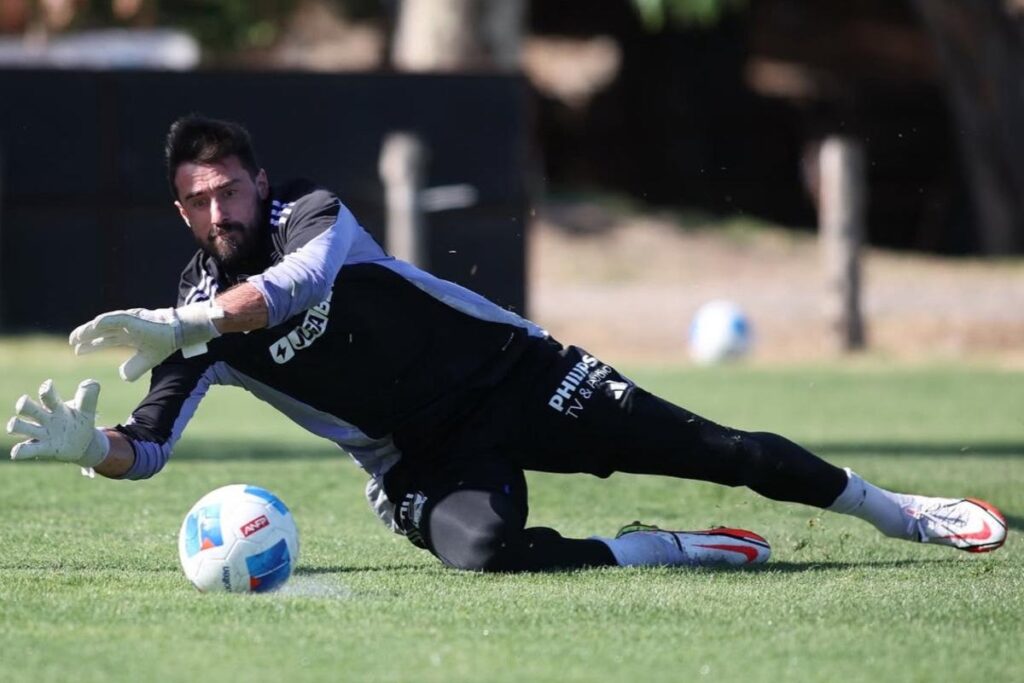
69,314,109,346
73,340,106,356
120,351,159,382
68,319,91,346
73,379,101,417
10,439,51,461
14,394,49,423
7,416,47,441
37,380,63,413
73,333,130,356
69,311,137,346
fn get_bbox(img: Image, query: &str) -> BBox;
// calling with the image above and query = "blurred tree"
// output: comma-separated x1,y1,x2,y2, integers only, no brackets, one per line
153,1,299,53
389,0,523,71
630,0,746,30
6,0,299,53
4,0,382,59
912,0,1024,254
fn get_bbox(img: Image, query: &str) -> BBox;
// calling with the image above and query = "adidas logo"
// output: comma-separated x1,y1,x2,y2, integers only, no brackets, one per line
606,380,631,401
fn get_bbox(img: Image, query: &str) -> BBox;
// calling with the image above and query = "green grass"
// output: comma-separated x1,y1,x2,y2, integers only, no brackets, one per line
1,337,1022,683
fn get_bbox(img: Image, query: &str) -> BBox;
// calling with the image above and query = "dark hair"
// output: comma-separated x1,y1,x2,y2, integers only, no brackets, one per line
165,115,261,199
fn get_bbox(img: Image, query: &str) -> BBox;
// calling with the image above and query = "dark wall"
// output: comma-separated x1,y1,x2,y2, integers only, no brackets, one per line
531,4,808,223
0,69,528,332
528,0,974,253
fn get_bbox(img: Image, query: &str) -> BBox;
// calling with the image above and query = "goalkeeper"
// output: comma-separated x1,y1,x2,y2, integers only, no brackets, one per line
7,116,1007,571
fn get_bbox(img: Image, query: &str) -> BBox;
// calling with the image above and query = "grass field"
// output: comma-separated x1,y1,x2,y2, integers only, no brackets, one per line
1,337,1022,682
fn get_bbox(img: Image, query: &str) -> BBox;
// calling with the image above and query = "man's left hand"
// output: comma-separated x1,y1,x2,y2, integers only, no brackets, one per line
69,303,223,381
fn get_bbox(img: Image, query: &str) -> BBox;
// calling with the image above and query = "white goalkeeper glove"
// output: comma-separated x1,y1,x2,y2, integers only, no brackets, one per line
7,379,109,467
69,302,224,382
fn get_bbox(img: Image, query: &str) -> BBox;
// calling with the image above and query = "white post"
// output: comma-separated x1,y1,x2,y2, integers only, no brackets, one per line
819,136,867,351
379,132,428,268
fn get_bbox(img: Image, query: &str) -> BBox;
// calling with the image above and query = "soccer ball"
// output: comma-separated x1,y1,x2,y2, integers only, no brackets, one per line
178,484,299,593
688,300,753,364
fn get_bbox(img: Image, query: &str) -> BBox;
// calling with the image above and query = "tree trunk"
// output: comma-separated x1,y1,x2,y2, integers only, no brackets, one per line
819,136,867,352
912,0,1024,254
390,0,523,72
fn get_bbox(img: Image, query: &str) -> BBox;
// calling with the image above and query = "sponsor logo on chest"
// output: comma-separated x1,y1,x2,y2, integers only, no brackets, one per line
268,291,332,364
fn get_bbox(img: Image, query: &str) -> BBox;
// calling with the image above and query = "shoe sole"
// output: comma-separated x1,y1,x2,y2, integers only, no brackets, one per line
691,527,772,565
615,523,772,566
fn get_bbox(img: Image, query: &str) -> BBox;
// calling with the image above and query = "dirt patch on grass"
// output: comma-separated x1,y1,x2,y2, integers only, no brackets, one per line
528,201,1024,366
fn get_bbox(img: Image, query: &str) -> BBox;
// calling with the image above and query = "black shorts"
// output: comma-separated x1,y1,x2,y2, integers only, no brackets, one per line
383,341,655,540
387,341,639,483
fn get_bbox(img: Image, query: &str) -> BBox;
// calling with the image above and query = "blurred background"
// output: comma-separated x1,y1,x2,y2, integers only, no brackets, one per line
1,0,1022,364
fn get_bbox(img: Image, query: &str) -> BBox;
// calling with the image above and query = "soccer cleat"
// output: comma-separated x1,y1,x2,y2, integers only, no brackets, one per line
615,522,771,567
902,497,1007,553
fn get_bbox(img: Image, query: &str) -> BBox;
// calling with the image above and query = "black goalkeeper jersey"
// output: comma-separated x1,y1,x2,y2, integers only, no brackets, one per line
114,179,547,480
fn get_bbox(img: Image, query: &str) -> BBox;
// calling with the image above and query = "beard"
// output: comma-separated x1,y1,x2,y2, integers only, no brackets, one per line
202,220,267,274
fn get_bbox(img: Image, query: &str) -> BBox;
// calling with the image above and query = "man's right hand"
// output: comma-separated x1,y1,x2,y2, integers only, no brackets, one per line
6,379,110,468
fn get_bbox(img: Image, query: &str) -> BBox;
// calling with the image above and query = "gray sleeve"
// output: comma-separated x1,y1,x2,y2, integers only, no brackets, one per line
112,359,221,480
247,199,359,327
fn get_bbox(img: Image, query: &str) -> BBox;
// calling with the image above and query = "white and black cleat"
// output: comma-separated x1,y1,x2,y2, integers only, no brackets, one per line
615,522,771,567
904,497,1007,553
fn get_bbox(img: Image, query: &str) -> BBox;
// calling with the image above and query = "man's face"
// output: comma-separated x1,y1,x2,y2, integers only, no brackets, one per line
173,155,269,271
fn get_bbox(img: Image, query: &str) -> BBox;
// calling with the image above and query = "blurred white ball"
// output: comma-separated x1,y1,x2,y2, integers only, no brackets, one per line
688,300,752,364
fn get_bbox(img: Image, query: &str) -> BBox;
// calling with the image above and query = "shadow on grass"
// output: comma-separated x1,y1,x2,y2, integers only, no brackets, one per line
810,442,1024,457
3,558,984,578
3,561,431,576
750,558,967,574
122,439,1024,462
294,558,976,578
1002,513,1024,533
10,436,1014,463
0,440,341,463
296,564,428,575
170,440,342,461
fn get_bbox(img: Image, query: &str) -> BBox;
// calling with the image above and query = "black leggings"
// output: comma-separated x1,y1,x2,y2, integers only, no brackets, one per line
602,389,848,508
388,344,849,572
426,485,616,572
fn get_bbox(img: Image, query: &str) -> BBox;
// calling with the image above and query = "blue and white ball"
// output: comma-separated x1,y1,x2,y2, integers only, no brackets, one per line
688,300,753,364
178,484,299,593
